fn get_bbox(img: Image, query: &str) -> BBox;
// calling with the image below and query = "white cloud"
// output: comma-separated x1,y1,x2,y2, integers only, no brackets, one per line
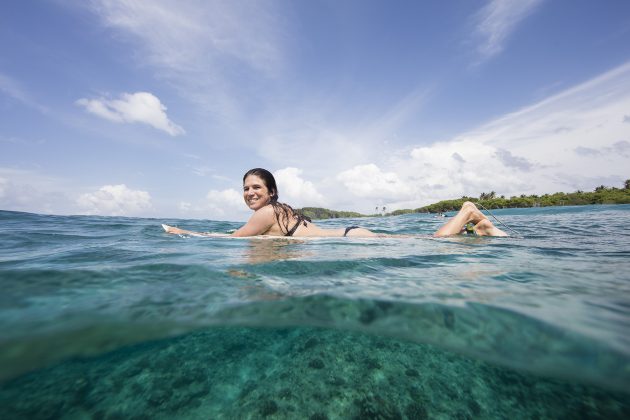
83,0,285,118
472,0,544,62
0,168,76,215
76,92,184,136
0,176,8,199
173,188,248,221
315,61,630,214
405,139,529,199
273,167,325,207
77,184,153,216
452,62,630,192
337,164,412,201
386,61,630,204
198,188,248,220
206,188,243,210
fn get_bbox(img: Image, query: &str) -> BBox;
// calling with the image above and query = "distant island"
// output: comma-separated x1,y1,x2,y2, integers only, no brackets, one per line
299,180,630,219
299,207,366,220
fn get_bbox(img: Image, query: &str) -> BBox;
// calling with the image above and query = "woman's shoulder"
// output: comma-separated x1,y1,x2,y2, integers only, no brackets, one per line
254,204,276,217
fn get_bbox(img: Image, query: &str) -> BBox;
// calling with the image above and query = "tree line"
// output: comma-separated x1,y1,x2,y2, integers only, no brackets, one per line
391,180,630,215
299,180,630,219
299,207,365,220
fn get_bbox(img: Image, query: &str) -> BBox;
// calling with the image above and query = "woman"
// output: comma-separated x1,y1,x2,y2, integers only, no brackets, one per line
163,168,507,238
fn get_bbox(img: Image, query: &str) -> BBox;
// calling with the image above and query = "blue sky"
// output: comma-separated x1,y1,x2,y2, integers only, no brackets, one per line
1,0,629,220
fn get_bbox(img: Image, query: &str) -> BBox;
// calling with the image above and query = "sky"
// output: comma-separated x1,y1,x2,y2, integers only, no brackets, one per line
1,0,629,221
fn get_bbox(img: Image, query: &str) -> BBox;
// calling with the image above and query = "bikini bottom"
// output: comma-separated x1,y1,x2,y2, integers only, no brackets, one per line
343,226,360,237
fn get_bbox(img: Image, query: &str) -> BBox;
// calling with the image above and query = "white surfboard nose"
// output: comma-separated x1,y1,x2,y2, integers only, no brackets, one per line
161,224,170,232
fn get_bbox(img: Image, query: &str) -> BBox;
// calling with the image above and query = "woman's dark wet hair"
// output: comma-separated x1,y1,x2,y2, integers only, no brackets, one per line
243,168,310,235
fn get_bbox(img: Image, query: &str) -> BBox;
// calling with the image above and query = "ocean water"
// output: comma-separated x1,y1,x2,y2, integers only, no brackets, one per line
0,205,629,419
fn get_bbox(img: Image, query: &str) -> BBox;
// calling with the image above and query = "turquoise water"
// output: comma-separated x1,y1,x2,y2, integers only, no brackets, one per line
1,205,629,418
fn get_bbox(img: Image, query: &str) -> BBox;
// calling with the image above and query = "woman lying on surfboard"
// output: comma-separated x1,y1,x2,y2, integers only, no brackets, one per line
163,168,507,238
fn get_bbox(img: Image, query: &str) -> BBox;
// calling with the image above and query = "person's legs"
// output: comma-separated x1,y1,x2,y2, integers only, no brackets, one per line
472,219,508,237
433,202,507,237
433,202,482,237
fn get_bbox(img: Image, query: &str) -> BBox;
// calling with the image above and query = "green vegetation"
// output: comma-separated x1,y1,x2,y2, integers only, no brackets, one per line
299,207,368,220
412,180,630,214
300,180,630,219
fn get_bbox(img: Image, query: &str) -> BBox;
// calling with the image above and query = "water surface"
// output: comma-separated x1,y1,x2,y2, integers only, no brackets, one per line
1,205,629,418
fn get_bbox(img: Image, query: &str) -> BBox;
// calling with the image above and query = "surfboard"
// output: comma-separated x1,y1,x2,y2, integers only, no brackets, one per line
161,224,312,240
161,224,434,240
161,224,230,238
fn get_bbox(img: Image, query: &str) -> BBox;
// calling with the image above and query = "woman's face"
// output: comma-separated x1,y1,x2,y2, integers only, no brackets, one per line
243,174,273,211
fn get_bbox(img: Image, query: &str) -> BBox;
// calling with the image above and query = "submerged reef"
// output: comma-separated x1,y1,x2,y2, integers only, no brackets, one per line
1,327,628,419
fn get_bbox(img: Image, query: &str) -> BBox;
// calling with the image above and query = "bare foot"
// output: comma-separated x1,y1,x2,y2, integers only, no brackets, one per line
462,201,477,211
473,219,508,237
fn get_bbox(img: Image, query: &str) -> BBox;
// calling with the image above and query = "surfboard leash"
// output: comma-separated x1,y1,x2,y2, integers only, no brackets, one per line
475,202,522,237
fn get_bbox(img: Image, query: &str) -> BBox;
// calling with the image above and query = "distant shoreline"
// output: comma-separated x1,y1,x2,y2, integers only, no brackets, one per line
300,183,630,219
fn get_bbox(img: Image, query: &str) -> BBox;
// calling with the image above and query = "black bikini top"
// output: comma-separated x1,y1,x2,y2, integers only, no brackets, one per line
285,214,309,236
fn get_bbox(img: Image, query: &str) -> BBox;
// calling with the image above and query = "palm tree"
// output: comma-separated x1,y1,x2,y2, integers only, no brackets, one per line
624,179,630,190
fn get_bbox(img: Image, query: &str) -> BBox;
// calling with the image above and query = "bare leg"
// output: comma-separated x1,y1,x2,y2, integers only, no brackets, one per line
344,227,378,237
472,219,508,237
433,202,480,237
433,202,507,237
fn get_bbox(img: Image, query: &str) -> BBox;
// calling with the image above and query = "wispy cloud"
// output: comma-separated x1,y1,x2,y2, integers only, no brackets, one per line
89,0,283,74
83,0,286,118
0,73,48,113
76,92,185,136
256,86,432,178
309,61,630,213
472,0,544,62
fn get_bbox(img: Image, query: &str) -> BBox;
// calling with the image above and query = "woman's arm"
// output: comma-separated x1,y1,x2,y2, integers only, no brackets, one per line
231,205,275,237
162,224,228,237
